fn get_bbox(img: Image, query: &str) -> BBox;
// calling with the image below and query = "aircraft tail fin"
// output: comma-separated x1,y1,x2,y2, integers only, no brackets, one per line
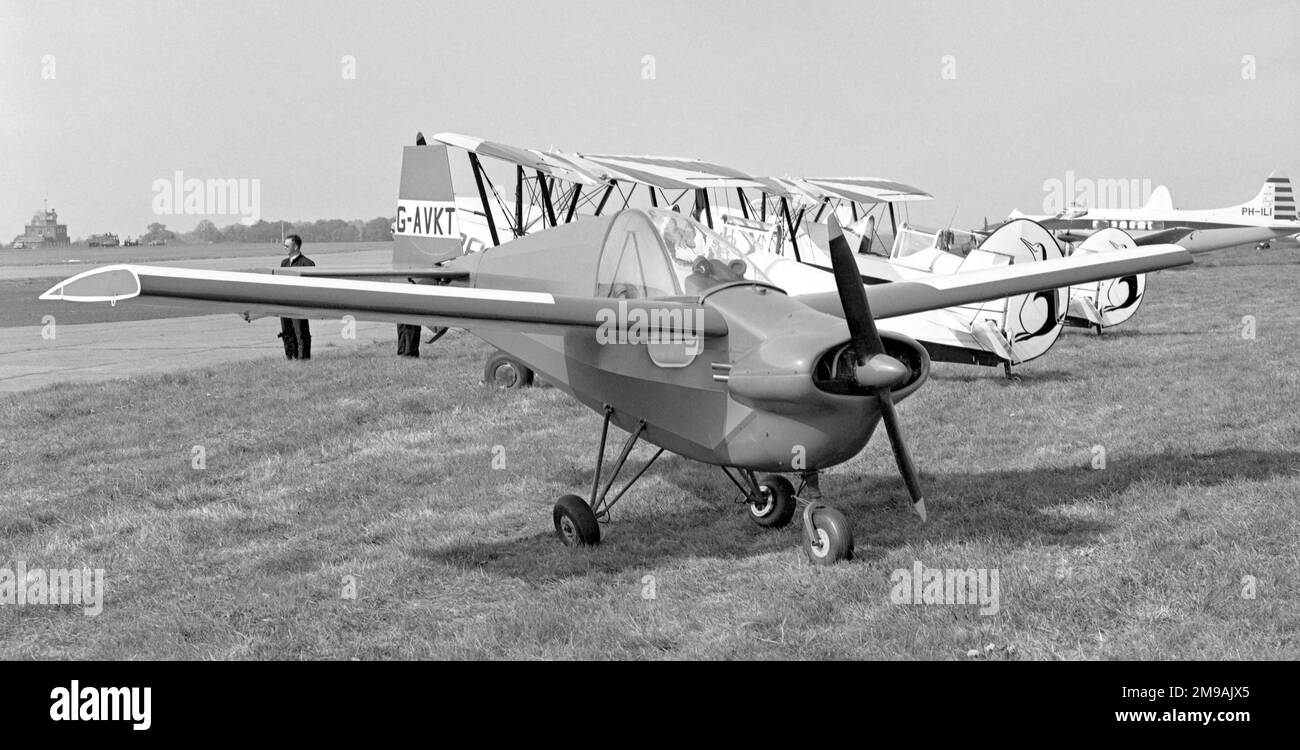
1233,170,1296,223
1143,185,1173,211
393,135,465,268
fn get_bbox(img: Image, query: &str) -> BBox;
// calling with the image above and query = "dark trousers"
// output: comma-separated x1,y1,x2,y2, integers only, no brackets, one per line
396,324,421,357
279,318,311,360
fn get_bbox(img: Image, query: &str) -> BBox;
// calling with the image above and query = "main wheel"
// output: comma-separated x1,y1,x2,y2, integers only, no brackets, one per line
750,475,796,529
804,507,854,565
483,351,534,389
553,494,600,547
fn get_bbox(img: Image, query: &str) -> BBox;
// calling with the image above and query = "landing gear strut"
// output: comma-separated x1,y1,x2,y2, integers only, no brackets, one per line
549,406,854,564
551,407,664,547
1002,362,1022,382
721,467,854,564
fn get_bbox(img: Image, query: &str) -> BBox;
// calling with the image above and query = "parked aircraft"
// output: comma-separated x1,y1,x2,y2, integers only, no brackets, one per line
39,144,1194,563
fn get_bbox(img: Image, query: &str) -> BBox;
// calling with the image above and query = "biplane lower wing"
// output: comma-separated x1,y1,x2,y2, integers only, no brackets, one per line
39,264,728,339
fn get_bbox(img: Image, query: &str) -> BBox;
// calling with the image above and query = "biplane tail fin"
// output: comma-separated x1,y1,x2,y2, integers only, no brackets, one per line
393,135,466,268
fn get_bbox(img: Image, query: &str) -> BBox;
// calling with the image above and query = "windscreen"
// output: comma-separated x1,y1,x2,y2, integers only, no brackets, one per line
647,208,774,295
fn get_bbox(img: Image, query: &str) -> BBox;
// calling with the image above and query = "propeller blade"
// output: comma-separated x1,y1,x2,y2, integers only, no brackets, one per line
827,215,927,521
877,388,926,521
826,215,884,361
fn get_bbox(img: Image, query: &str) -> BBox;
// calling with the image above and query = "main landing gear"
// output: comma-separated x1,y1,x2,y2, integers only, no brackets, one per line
550,407,855,564
552,407,664,547
1002,362,1022,382
483,351,534,389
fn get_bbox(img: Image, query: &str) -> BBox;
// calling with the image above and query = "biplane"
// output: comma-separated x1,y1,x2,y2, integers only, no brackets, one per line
405,133,1087,380
41,151,1192,562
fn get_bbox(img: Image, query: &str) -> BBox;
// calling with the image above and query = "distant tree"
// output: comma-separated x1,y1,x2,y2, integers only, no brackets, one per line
192,219,222,243
361,216,394,241
141,222,177,244
330,224,360,243
242,220,279,244
221,223,247,243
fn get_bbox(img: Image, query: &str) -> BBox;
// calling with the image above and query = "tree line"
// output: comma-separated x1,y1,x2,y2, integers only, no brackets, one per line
148,217,395,245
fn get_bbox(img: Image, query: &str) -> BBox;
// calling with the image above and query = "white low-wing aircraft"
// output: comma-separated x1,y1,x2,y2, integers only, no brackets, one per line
1006,170,1300,254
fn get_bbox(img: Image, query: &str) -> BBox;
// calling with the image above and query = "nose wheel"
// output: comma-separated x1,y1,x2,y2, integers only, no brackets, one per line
722,468,855,564
802,504,854,565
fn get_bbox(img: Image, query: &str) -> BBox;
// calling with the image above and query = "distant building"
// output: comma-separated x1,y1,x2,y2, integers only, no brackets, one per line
11,205,70,249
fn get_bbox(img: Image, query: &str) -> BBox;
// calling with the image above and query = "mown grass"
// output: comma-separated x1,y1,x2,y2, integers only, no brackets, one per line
0,246,1296,659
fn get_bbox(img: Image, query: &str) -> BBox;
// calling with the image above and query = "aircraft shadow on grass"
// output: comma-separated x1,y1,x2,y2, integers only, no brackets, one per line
409,447,1298,579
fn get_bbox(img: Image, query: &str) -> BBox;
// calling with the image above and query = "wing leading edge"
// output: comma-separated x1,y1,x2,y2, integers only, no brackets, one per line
39,264,728,339
801,244,1192,321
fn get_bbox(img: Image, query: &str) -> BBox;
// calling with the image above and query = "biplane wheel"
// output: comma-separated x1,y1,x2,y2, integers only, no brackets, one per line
553,494,601,547
804,507,853,565
750,475,796,529
483,352,534,389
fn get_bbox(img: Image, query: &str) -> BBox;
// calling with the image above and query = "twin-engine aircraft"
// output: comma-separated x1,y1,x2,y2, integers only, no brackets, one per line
396,133,1097,380
41,142,1193,563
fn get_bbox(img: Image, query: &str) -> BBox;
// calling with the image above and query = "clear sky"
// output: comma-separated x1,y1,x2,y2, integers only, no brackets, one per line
2,0,1296,241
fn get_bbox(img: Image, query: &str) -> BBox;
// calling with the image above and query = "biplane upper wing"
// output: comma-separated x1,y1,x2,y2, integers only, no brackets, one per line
39,264,728,339
801,244,1192,320
577,154,770,190
801,177,933,204
432,132,607,186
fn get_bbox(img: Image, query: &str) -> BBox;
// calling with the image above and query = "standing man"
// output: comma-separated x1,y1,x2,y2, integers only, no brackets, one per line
279,234,315,360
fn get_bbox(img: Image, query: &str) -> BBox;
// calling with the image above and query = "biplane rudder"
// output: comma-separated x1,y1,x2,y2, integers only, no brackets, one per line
393,134,466,268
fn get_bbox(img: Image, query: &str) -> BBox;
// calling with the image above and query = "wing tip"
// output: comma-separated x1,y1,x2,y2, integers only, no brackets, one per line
39,264,142,303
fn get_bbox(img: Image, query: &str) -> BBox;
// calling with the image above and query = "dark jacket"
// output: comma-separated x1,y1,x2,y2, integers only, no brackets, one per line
279,253,315,359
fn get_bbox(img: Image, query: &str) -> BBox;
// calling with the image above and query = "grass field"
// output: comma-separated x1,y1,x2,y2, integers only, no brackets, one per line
0,246,1297,659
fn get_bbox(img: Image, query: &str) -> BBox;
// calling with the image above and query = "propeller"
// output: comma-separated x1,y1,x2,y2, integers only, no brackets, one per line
825,215,927,521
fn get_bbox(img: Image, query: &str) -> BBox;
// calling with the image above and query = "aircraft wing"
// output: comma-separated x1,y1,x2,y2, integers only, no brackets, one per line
39,264,728,339
1131,227,1196,246
801,177,933,204
272,267,470,282
800,245,1192,321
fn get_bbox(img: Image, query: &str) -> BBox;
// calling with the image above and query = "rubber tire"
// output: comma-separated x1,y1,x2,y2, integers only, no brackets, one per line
483,351,534,389
805,507,854,565
750,475,797,529
553,494,600,547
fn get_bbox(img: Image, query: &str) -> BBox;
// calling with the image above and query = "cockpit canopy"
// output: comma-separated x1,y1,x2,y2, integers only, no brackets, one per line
594,209,774,299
